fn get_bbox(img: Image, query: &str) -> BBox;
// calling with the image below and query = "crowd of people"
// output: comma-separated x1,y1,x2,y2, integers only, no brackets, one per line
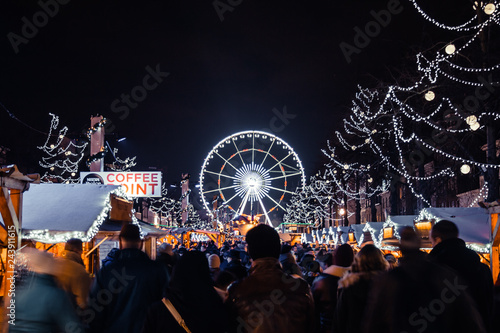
8,220,500,333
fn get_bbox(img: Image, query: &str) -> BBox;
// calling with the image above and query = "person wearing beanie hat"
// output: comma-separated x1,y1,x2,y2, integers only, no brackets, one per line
222,249,247,281
226,224,315,333
53,238,91,311
88,223,169,333
208,253,221,281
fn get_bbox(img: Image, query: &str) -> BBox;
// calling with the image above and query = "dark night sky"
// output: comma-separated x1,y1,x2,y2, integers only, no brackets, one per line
0,0,475,186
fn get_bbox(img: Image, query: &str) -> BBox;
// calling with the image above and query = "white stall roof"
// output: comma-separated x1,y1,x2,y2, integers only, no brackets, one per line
0,184,123,243
416,207,490,246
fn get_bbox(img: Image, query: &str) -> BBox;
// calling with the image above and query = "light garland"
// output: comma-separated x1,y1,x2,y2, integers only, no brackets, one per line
21,186,139,243
86,117,107,139
38,114,88,184
107,148,137,172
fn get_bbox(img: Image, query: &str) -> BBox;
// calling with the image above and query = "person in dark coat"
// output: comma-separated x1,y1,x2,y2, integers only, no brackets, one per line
222,249,247,281
87,223,169,333
10,248,84,333
226,224,315,333
156,242,177,276
362,227,486,333
142,251,229,333
428,219,494,332
279,244,302,277
312,244,353,333
335,244,388,333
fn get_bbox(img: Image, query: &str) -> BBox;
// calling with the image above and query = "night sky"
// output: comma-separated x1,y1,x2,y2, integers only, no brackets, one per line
0,0,475,186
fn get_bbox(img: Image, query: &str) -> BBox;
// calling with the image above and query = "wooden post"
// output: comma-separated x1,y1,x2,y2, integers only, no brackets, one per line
0,187,23,332
89,116,105,172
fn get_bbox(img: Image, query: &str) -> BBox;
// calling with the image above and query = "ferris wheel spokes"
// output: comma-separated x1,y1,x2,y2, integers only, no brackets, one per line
259,139,276,168
267,172,303,181
204,170,238,180
257,196,271,226
199,130,305,221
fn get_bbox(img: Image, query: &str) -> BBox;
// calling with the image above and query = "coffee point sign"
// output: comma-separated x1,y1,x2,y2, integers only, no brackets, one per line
80,172,162,197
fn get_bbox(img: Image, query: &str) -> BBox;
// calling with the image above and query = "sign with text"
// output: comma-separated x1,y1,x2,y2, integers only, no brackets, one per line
80,171,162,197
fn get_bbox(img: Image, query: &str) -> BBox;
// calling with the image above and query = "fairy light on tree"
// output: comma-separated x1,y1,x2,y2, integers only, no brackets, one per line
38,114,88,184
325,1,500,212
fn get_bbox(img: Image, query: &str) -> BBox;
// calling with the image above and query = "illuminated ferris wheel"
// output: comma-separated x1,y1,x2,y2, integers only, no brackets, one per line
199,130,306,225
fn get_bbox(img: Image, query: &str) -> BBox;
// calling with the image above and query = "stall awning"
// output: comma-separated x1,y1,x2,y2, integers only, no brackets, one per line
0,184,125,243
416,207,490,251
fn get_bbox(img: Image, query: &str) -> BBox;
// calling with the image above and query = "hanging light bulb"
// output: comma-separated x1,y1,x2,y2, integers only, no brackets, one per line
460,164,471,174
344,164,349,169
445,44,456,54
368,177,373,183
425,90,435,101
351,146,357,151
473,1,484,10
484,3,496,14
466,115,478,125
470,122,480,131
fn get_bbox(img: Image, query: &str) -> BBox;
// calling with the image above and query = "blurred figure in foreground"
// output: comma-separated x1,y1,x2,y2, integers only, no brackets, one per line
142,251,228,333
10,248,84,333
362,227,486,333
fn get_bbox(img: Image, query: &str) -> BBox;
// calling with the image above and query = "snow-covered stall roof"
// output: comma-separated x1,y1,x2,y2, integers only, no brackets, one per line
359,222,385,247
337,226,351,244
350,224,365,244
0,183,129,243
416,207,490,252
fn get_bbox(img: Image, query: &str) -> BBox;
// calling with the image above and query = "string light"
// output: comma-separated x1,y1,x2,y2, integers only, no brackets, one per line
38,113,88,184
21,186,140,243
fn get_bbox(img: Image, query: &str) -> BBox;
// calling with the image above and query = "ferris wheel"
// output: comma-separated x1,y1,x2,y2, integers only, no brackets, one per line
199,130,306,225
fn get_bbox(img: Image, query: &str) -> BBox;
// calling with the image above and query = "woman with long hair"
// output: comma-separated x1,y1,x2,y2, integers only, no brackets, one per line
142,251,229,333
334,244,388,333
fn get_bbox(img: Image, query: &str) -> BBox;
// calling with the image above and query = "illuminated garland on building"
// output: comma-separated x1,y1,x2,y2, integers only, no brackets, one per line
86,117,107,139
38,114,88,184
21,186,141,243
107,148,137,172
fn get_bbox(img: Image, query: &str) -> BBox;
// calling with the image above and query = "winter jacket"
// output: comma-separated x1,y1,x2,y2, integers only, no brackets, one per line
311,265,349,333
87,248,169,333
335,271,382,333
10,273,84,333
362,250,487,333
279,252,303,277
226,257,315,333
428,237,494,331
223,259,248,281
53,250,91,309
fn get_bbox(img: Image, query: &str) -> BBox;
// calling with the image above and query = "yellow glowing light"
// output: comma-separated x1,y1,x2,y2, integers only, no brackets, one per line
460,164,471,175
466,115,477,125
425,90,435,101
470,122,480,131
484,3,496,14
445,44,456,54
